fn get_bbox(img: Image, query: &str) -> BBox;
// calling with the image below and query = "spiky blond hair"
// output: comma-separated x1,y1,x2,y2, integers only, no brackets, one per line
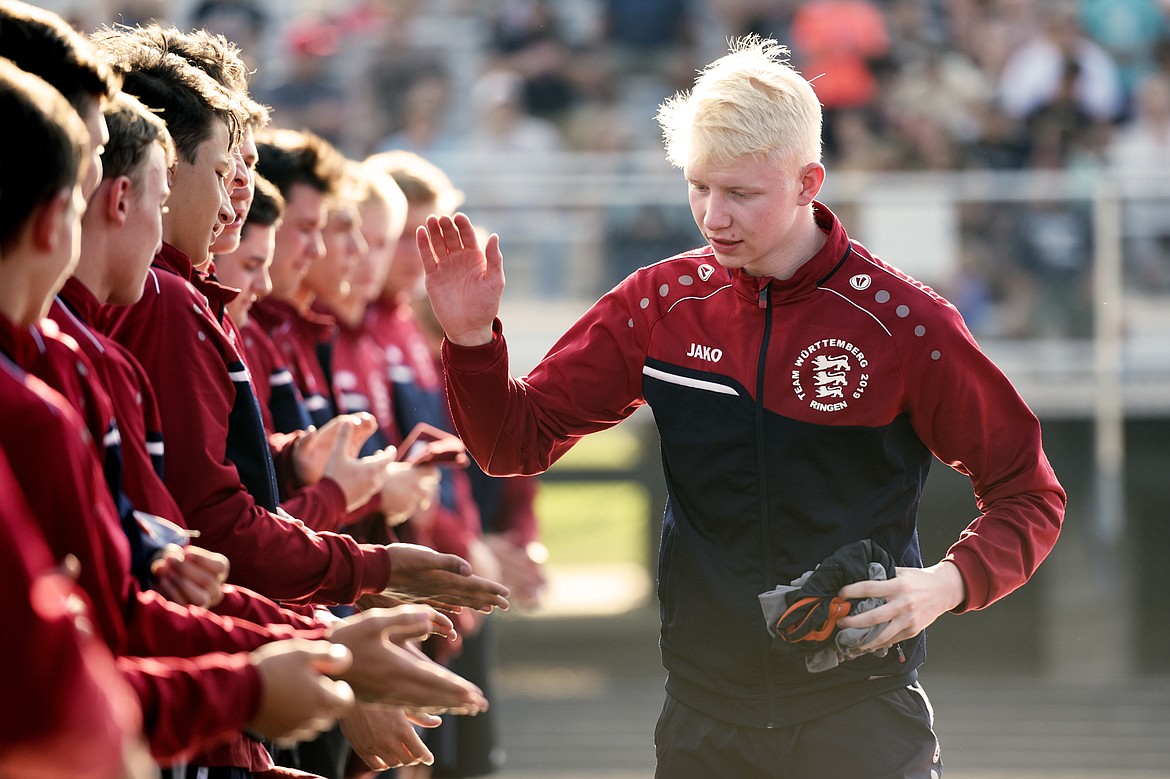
657,36,823,170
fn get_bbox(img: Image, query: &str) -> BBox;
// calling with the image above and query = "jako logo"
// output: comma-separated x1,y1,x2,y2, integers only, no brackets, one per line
850,274,871,290
686,343,723,362
697,264,715,282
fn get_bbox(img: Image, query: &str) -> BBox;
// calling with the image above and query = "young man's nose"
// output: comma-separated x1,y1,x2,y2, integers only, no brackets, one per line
218,190,234,224
704,199,731,230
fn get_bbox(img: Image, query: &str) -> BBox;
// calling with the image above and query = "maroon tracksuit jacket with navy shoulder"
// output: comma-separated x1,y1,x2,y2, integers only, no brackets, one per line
101,243,392,603
443,202,1065,728
0,353,263,762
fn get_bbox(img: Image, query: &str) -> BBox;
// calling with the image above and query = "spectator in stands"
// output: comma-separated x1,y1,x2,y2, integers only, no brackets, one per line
462,68,565,157
374,69,461,160
602,0,696,74
789,0,891,157
1078,0,1169,102
258,14,347,146
1107,72,1170,291
188,0,268,72
997,4,1124,125
487,0,579,126
884,49,993,155
709,0,797,40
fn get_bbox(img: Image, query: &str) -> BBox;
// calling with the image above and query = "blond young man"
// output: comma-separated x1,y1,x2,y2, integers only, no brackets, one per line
418,37,1065,778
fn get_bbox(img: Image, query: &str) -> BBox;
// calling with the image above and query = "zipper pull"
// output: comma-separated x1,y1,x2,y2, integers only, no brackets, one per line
758,282,769,309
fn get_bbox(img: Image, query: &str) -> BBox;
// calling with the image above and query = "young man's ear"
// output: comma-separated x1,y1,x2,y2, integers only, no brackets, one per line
28,188,73,252
95,176,133,226
796,162,826,207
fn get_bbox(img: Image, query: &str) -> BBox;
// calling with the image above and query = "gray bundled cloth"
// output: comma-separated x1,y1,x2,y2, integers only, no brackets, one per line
760,561,891,673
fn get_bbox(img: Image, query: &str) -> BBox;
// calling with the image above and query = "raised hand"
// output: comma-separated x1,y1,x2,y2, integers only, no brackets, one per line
417,212,504,347
380,462,440,527
293,413,399,511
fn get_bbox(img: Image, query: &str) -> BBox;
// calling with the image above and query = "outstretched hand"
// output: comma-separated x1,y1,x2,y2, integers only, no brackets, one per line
417,212,503,347
341,703,437,770
249,639,356,745
327,606,488,713
381,542,510,614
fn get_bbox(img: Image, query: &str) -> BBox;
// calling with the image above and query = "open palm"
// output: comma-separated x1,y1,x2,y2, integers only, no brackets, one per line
417,212,504,346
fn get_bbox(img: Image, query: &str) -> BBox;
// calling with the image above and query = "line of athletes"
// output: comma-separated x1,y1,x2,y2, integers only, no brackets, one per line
0,3,549,777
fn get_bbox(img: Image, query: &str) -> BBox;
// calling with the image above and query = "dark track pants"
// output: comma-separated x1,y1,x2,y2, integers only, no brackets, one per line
654,682,942,779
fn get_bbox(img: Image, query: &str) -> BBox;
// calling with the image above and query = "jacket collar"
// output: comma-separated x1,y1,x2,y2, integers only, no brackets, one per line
57,277,102,325
729,201,853,305
153,241,196,281
0,309,44,367
311,299,360,335
252,296,336,339
192,264,241,315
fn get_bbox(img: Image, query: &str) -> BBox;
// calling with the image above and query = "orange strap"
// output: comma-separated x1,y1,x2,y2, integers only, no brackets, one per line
778,596,853,643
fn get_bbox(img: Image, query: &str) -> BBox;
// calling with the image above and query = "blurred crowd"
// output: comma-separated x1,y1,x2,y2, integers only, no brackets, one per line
51,0,1169,169
45,0,1170,167
52,0,1170,336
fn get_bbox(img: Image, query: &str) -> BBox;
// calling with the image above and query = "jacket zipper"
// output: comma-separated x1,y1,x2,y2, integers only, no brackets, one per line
756,280,778,727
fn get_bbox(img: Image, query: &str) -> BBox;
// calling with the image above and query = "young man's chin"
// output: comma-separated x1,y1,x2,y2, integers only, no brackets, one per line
227,304,250,325
210,228,243,257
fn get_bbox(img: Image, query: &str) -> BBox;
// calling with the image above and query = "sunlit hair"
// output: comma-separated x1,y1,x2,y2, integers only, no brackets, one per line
242,173,284,233
354,163,408,243
112,23,270,128
101,91,176,190
91,30,246,162
657,35,823,170
254,127,346,200
0,0,120,113
0,56,88,251
364,149,464,215
333,161,365,211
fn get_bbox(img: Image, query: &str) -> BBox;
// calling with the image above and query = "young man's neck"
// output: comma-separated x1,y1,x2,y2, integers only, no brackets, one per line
71,247,112,305
0,265,46,327
286,286,315,315
380,286,416,309
320,290,364,328
765,210,829,281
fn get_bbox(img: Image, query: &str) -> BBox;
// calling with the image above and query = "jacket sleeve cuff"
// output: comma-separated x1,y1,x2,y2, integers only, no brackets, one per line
442,319,505,372
359,543,394,593
944,547,988,613
315,477,347,518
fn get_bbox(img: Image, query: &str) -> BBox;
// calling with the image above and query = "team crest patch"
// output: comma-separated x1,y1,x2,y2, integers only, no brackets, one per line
790,339,871,413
